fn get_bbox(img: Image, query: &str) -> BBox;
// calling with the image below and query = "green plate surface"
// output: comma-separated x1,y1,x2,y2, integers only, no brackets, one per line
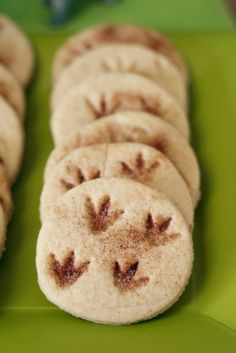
0,0,234,31
0,29,236,352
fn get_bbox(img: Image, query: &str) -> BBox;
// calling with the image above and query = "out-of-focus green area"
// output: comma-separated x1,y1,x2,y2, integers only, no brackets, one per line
0,0,234,32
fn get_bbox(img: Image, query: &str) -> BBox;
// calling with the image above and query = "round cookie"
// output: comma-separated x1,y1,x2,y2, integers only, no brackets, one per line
0,96,24,183
40,143,193,227
0,203,6,256
0,163,13,221
51,73,189,145
36,178,193,325
45,111,200,206
0,14,34,87
52,44,187,110
0,64,25,120
53,24,187,82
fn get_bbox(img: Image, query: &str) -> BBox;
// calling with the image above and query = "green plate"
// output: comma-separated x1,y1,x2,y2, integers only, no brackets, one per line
0,30,236,352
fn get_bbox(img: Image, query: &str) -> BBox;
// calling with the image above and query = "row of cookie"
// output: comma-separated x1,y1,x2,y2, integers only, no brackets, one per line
37,25,200,324
49,24,189,145
0,15,34,255
44,24,199,213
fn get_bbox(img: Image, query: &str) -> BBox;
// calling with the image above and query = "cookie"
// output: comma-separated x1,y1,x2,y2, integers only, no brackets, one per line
0,64,25,120
36,178,193,324
0,96,24,183
51,73,189,145
52,44,186,110
0,163,13,221
40,143,193,226
0,14,34,87
0,202,6,256
53,24,187,82
45,111,200,205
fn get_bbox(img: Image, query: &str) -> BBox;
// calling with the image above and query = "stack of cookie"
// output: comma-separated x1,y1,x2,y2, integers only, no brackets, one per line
0,15,34,256
37,25,200,325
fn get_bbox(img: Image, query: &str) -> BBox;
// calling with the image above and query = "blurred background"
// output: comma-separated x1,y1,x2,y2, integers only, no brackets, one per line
0,0,235,32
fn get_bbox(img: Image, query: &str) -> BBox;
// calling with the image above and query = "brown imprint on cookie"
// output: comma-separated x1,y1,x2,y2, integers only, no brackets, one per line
96,25,183,73
83,41,93,50
145,213,179,246
85,195,124,233
60,178,77,191
65,38,97,66
120,152,159,179
85,96,106,118
60,166,85,190
89,169,101,179
85,93,162,120
66,43,82,56
99,25,117,38
146,31,172,52
49,251,90,288
151,135,167,154
109,93,162,117
60,25,184,77
113,261,149,292
97,25,167,53
60,164,101,191
99,96,107,116
145,31,184,73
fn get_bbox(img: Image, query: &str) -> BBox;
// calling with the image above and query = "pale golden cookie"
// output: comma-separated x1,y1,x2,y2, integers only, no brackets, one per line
36,178,193,325
0,14,34,87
